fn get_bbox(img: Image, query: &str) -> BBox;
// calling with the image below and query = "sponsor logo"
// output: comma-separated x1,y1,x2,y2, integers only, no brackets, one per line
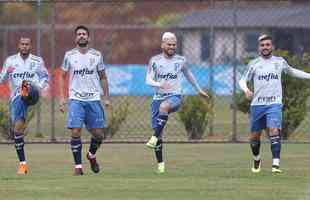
257,96,277,103
158,73,177,80
73,68,94,76
12,71,35,79
74,92,95,98
258,73,279,81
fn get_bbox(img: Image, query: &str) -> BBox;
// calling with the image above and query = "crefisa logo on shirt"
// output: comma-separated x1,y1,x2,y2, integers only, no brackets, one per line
158,73,177,80
73,68,94,77
258,73,279,81
12,71,35,79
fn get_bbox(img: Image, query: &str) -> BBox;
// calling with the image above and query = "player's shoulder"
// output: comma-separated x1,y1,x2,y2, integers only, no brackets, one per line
150,53,163,62
271,56,286,62
88,48,102,57
173,54,186,62
248,57,261,66
65,48,79,57
30,54,44,63
5,54,19,63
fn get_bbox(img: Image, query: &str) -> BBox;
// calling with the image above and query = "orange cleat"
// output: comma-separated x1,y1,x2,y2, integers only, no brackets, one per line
17,163,28,175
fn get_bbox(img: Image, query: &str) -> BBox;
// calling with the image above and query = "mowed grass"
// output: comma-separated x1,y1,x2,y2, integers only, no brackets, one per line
0,143,309,200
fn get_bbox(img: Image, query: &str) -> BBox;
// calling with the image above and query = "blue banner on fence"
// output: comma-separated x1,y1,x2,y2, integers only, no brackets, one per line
106,65,243,96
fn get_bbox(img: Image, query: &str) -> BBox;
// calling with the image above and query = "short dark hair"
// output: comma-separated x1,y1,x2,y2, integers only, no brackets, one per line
258,34,272,42
75,25,89,36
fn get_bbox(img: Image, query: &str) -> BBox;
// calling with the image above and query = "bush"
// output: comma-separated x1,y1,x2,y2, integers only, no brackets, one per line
104,100,129,139
0,101,35,140
178,93,214,140
236,51,310,139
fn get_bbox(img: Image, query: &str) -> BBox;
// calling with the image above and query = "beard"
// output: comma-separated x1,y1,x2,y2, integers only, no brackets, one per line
164,49,176,57
77,39,88,47
261,49,272,58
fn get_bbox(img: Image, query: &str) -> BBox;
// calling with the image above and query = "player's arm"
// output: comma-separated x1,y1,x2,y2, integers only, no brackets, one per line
181,63,208,100
0,58,10,84
283,59,310,79
59,53,69,113
145,59,169,89
239,63,254,100
98,54,110,106
36,59,49,90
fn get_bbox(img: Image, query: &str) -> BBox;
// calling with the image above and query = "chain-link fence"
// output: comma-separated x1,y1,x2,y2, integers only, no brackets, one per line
1,0,310,143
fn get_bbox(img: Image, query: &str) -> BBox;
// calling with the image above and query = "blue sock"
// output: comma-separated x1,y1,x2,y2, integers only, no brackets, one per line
89,137,102,155
270,135,281,160
14,133,25,162
71,137,82,165
250,140,261,157
154,139,163,163
154,113,168,138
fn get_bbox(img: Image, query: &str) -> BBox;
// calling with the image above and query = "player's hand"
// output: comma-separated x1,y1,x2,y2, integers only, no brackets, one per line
59,98,66,113
198,90,209,101
245,89,253,100
159,82,171,90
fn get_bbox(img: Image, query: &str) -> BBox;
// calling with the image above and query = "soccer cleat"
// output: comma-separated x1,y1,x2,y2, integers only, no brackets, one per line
17,163,28,175
20,81,29,98
272,165,282,173
251,159,261,173
74,167,84,176
87,152,100,173
146,136,158,149
157,162,165,174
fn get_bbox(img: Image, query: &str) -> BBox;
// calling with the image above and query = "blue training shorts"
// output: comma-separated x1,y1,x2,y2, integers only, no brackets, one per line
67,99,106,130
151,95,182,129
250,104,282,133
10,96,28,124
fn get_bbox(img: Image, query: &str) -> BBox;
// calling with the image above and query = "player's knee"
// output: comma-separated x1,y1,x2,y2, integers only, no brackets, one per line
269,128,279,136
249,133,260,141
159,102,170,113
71,128,82,138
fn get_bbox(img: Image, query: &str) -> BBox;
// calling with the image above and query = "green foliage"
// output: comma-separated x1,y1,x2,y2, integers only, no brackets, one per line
154,14,181,27
178,93,214,140
236,51,310,139
104,100,129,139
0,101,35,140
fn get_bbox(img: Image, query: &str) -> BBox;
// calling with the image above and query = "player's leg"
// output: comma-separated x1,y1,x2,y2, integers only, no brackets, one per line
11,96,28,175
147,95,182,173
86,101,105,174
249,105,266,173
266,104,283,173
67,100,85,175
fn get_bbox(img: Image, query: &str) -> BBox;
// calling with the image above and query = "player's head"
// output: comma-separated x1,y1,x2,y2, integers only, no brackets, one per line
75,25,90,48
18,37,32,57
258,34,273,58
161,32,177,57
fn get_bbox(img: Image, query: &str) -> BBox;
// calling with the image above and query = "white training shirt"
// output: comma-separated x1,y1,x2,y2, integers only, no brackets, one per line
61,48,105,101
0,53,49,101
146,53,186,100
239,55,310,106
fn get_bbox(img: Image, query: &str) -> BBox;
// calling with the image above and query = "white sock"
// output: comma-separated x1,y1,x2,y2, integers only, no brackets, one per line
272,158,280,166
75,164,82,169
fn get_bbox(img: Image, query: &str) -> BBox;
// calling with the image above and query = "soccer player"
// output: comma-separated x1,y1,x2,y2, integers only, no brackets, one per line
145,32,208,173
59,25,110,176
0,37,49,175
239,34,310,173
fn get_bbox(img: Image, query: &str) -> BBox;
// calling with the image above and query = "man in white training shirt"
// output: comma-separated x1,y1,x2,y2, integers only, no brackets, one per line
0,37,49,175
145,32,208,173
59,25,110,176
239,34,310,173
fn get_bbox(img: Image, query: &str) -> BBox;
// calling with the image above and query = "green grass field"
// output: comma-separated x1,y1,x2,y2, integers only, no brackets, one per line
0,143,309,200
